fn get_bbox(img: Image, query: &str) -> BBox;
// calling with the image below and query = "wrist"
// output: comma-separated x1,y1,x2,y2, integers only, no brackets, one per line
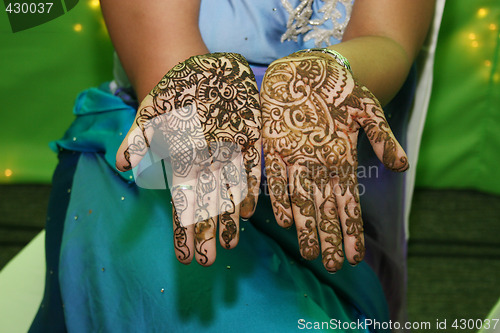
298,48,353,75
134,45,209,100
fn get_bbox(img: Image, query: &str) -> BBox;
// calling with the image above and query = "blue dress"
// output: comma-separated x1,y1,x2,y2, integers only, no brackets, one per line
30,1,414,331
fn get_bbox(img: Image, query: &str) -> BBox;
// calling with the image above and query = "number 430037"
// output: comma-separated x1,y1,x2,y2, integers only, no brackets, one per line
5,2,53,14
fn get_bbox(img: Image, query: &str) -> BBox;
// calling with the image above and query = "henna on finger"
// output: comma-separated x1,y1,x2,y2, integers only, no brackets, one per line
194,217,216,265
342,84,409,172
119,53,261,265
261,51,407,270
219,157,240,249
316,183,344,272
172,201,192,263
289,166,320,260
264,153,293,228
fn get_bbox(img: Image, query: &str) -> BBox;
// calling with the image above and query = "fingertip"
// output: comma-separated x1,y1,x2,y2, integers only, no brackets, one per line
385,153,409,173
379,137,410,173
240,194,257,219
324,259,344,274
345,249,365,267
115,137,133,172
276,218,293,229
220,236,239,250
177,255,194,266
175,241,195,265
198,255,216,267
300,247,320,261
115,161,130,172
393,155,409,173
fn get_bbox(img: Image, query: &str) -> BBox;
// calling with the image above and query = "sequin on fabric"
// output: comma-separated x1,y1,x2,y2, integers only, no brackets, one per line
280,0,353,46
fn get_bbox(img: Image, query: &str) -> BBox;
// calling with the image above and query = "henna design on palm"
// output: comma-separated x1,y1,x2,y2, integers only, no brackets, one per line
116,53,262,266
261,51,408,272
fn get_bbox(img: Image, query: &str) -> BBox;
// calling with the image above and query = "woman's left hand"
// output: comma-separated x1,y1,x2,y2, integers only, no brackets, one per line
260,51,408,272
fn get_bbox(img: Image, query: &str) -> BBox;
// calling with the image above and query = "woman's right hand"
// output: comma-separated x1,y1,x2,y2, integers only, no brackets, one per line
116,53,262,266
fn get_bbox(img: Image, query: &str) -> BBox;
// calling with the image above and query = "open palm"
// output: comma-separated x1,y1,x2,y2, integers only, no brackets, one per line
116,53,262,266
261,51,408,272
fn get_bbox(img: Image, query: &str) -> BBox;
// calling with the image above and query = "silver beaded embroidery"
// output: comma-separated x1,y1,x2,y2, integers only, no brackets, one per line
280,0,354,47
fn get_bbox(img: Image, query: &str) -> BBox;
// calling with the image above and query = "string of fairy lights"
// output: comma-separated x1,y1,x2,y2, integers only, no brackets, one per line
2,2,499,181
466,7,500,83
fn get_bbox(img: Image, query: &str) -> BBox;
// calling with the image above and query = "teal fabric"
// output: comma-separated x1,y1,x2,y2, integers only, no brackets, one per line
30,82,389,332
49,82,135,183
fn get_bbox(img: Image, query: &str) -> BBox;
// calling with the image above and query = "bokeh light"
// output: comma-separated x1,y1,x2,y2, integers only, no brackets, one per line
477,8,488,18
73,23,83,32
89,0,100,10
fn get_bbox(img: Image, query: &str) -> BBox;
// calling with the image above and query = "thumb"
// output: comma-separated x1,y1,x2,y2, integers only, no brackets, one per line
116,98,157,172
353,86,409,172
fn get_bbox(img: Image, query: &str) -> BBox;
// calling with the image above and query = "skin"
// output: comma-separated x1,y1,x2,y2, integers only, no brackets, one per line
260,0,435,269
261,52,408,271
105,0,435,267
333,0,436,105
100,0,209,100
116,53,262,266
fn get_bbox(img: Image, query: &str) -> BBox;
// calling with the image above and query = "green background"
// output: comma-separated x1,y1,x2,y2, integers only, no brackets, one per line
0,0,113,182
416,0,500,195
0,0,499,195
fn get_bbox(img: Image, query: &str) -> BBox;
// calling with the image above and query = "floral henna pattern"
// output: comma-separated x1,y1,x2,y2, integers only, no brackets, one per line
261,51,408,271
121,53,261,265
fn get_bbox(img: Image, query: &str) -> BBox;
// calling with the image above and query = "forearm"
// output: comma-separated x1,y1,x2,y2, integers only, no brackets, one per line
101,0,209,100
329,0,436,106
328,36,411,106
